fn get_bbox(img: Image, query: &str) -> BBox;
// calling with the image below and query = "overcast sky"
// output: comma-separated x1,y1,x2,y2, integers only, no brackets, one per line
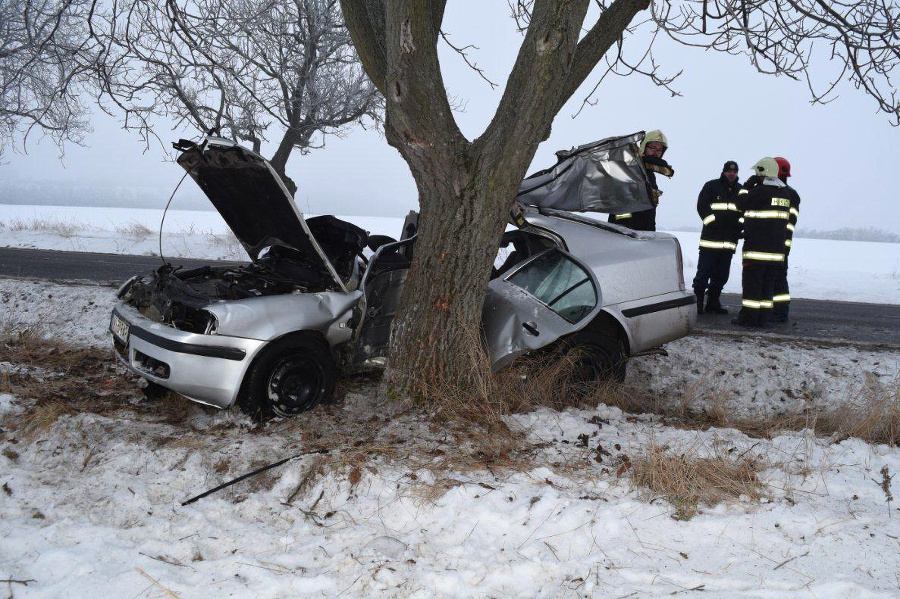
2,2,899,233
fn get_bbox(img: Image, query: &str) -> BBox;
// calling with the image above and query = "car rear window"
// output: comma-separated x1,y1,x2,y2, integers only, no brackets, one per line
507,249,597,323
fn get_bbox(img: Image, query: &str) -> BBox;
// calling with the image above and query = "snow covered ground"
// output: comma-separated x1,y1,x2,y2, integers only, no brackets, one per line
2,204,898,304
2,277,900,598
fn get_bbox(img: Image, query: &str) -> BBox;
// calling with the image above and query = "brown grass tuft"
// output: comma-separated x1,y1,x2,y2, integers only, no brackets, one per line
115,221,153,239
631,443,763,519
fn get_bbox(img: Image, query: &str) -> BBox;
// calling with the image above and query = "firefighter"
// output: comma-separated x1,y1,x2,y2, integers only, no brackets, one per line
771,156,800,323
609,129,674,231
692,160,742,314
733,157,791,327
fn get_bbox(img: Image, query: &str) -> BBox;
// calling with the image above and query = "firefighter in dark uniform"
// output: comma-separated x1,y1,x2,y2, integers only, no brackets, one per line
692,160,743,314
771,156,800,323
608,130,674,231
733,157,791,327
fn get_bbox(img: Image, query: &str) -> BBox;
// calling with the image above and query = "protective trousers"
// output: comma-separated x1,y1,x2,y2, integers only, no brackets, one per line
692,248,733,294
737,261,779,326
772,257,790,317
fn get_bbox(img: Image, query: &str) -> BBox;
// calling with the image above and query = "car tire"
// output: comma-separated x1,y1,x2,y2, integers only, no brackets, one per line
238,335,337,420
140,380,170,400
563,329,627,386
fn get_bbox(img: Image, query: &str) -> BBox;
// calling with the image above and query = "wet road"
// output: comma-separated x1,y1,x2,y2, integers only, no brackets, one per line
1,247,898,347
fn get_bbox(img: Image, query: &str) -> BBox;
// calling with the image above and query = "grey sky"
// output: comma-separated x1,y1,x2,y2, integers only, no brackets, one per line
2,2,898,233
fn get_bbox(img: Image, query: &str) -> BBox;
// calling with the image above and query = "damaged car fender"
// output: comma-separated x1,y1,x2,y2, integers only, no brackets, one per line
204,291,363,345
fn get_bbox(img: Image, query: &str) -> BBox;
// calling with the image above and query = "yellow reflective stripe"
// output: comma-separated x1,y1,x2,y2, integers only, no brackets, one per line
709,202,740,211
790,207,800,217
773,294,791,302
760,300,774,308
785,239,792,247
786,223,795,231
743,251,785,261
738,189,749,195
699,239,737,250
615,213,632,220
742,299,763,308
744,210,790,219
702,214,716,225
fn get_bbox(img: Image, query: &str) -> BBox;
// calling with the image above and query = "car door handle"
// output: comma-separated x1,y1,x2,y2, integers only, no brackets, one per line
522,321,539,336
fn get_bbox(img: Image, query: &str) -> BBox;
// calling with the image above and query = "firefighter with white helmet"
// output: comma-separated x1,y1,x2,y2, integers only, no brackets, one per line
608,129,674,231
733,157,792,327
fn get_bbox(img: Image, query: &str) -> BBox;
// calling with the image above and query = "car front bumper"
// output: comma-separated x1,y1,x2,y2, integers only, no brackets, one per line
110,302,267,409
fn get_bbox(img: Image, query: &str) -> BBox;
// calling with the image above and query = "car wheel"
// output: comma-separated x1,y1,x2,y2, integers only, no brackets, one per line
238,335,337,420
564,330,626,386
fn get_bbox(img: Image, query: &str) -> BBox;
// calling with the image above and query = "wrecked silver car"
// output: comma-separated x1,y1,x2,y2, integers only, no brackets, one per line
110,135,695,418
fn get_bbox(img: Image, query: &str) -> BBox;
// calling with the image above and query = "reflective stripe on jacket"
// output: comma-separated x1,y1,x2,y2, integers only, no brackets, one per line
697,176,742,252
736,176,790,262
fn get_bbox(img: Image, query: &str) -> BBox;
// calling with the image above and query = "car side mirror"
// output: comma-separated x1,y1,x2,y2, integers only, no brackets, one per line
367,235,397,252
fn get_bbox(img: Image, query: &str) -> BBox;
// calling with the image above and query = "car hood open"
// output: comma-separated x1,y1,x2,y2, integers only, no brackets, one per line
175,137,345,290
516,132,655,215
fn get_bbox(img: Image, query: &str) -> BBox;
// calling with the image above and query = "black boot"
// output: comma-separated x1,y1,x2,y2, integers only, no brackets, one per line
704,288,729,314
694,287,705,315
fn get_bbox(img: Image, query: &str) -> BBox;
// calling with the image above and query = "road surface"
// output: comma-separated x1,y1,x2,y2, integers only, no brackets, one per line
1,247,897,347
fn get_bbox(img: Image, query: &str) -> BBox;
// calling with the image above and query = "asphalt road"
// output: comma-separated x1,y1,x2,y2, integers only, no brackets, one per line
2,247,898,347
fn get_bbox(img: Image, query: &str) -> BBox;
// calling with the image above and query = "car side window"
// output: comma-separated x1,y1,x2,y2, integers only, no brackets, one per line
507,249,597,323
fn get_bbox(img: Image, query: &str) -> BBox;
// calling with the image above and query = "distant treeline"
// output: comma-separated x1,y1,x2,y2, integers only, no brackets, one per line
795,227,900,243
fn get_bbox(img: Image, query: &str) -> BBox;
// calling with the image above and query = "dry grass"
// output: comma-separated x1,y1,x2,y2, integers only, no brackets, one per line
630,442,763,519
9,216,89,238
115,221,153,239
0,332,168,439
205,230,243,257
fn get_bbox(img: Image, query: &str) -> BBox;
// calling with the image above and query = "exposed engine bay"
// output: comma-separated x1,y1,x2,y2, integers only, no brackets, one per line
121,244,335,333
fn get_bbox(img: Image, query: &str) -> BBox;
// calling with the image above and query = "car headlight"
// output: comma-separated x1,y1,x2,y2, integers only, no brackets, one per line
202,310,219,335
116,276,138,299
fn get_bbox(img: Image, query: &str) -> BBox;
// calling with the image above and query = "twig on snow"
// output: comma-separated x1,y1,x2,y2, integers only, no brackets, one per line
134,568,181,599
774,550,810,570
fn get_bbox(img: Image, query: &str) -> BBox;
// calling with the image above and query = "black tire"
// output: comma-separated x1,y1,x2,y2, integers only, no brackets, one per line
140,380,170,400
563,329,627,386
238,335,337,420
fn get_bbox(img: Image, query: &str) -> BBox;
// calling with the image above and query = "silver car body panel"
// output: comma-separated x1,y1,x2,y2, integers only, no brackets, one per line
204,291,361,343
112,302,267,408
516,132,655,216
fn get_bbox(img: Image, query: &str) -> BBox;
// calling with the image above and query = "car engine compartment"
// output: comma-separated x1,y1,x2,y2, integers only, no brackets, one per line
121,245,333,333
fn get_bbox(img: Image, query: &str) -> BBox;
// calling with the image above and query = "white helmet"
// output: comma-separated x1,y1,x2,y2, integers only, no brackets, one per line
751,157,779,178
640,130,668,155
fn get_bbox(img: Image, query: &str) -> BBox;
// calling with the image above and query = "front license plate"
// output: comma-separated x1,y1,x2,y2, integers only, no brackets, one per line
110,314,130,345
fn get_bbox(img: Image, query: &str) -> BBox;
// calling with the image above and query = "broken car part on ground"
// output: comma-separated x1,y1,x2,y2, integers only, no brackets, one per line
110,135,695,418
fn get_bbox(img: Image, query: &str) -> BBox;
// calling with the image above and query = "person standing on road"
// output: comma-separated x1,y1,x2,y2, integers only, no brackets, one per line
733,157,791,327
609,130,674,232
771,156,801,323
692,160,743,314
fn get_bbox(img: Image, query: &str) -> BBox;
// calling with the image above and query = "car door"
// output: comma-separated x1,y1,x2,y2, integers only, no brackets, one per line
483,247,602,370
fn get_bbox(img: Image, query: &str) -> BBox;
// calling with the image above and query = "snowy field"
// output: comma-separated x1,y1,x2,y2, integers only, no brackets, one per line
2,277,900,598
2,204,898,304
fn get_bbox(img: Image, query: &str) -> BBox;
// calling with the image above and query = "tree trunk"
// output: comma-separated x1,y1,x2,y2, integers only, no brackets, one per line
385,156,515,395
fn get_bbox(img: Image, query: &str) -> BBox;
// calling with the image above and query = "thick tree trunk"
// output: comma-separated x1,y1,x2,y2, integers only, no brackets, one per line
385,158,515,395
340,0,650,402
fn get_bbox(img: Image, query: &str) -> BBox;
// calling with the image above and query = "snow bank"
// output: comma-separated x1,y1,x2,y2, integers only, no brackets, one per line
2,204,898,304
1,277,900,597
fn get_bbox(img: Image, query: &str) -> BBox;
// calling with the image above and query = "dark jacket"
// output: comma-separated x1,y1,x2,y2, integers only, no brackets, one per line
781,183,801,255
736,176,791,262
697,175,742,252
608,155,673,232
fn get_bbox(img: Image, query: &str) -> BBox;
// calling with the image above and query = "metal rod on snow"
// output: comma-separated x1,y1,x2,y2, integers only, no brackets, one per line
181,449,329,506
